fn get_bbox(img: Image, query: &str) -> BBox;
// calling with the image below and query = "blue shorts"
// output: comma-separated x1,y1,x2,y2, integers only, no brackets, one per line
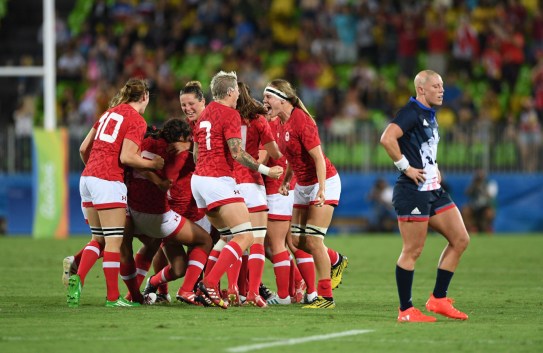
392,184,455,222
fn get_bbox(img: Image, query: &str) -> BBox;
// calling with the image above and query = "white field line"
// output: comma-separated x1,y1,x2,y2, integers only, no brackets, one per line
225,329,374,353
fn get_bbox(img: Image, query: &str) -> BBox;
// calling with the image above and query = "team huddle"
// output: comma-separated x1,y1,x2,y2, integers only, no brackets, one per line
63,70,348,310
63,68,471,321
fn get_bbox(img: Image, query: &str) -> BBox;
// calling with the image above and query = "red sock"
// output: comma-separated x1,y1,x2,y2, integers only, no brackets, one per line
205,242,242,286
150,264,175,287
327,248,339,267
317,279,333,298
77,240,102,285
158,283,169,295
248,244,265,294
227,257,242,289
294,249,316,293
204,249,221,278
272,250,291,299
103,251,121,301
120,257,141,301
289,257,296,297
135,251,152,288
237,252,249,296
73,247,87,267
180,247,207,292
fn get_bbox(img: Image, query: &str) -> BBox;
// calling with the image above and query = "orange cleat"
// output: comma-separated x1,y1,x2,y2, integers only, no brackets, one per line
397,307,437,322
426,294,468,320
246,291,267,308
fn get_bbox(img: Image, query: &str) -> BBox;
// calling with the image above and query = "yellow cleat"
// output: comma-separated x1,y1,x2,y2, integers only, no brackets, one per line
331,255,348,290
302,296,335,309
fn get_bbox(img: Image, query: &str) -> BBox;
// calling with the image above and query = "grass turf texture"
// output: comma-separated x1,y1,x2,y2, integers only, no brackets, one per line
0,234,542,353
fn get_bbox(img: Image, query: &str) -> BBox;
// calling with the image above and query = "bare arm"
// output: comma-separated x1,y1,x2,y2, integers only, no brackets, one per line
193,142,199,163
379,123,404,162
79,128,96,165
278,162,294,196
120,138,164,170
138,170,172,192
263,140,282,160
258,149,269,165
307,145,327,206
380,123,425,184
227,137,283,179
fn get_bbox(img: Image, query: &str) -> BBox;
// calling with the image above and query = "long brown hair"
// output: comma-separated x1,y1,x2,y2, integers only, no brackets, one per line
109,78,149,108
267,79,313,119
237,81,267,121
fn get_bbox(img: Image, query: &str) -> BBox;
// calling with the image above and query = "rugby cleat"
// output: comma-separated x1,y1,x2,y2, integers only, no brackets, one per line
143,278,158,296
259,283,274,300
331,254,348,289
246,291,267,308
227,284,241,307
176,290,203,306
198,281,228,309
143,293,157,305
302,291,318,304
67,274,82,308
397,307,437,322
155,293,172,304
62,256,78,288
105,296,142,307
266,293,291,305
302,296,335,309
425,294,468,320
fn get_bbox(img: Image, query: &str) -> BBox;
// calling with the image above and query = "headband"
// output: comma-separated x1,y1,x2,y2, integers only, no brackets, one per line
264,86,289,101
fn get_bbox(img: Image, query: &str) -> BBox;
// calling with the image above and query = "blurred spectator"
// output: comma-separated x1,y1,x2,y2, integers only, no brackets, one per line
517,97,542,172
425,13,449,76
330,85,367,145
13,96,34,172
451,14,479,78
396,19,419,78
123,41,156,82
367,178,396,232
531,53,543,120
481,37,503,93
462,169,498,233
495,22,525,91
57,41,86,81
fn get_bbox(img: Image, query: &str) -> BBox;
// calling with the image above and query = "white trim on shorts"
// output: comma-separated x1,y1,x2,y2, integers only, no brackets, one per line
293,174,341,209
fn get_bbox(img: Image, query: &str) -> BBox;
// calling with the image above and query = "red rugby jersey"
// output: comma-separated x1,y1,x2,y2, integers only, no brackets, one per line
82,103,147,182
193,101,242,177
276,108,337,186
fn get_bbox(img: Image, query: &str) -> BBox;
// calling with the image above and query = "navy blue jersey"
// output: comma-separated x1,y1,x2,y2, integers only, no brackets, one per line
392,97,441,191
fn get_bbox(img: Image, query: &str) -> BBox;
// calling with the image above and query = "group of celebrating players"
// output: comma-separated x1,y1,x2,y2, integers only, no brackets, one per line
63,70,348,310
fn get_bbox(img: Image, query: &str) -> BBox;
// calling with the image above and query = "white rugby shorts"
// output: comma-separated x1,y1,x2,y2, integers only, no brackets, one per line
293,174,341,208
80,176,127,210
191,175,245,211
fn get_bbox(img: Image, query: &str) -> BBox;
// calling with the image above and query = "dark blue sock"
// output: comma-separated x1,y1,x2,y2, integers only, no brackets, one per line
396,265,414,311
433,268,454,298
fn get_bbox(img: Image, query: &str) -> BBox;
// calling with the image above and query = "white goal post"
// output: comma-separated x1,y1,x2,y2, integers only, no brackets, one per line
0,0,56,130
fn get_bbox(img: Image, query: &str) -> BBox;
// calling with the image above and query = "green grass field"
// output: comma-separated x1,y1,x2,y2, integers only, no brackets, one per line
1,234,542,353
